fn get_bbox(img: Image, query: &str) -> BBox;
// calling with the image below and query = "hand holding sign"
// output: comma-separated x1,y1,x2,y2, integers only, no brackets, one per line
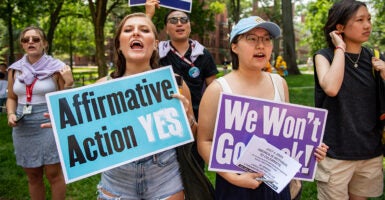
208,93,328,181
145,0,160,18
130,0,192,13
235,135,302,193
46,67,194,183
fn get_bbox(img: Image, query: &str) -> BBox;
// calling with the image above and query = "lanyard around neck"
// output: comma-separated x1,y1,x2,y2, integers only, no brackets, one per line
169,44,195,67
26,78,38,103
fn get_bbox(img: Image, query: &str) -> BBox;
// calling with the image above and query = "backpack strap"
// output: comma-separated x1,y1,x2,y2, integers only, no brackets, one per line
373,49,381,77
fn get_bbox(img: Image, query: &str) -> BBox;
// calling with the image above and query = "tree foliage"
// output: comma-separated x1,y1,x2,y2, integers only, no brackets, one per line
0,0,87,64
41,0,65,55
53,3,94,68
209,1,226,14
368,0,385,50
190,0,216,41
0,0,216,74
225,0,252,24
0,21,7,61
303,0,333,56
3,0,383,72
0,0,43,63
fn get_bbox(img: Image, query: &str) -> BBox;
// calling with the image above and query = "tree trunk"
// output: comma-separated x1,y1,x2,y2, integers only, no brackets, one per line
88,0,108,78
281,0,300,75
69,31,73,68
229,0,240,23
272,0,280,63
46,0,64,55
6,1,15,64
94,23,107,78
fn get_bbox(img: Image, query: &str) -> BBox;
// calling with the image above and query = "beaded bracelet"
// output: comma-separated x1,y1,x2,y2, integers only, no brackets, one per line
335,46,345,53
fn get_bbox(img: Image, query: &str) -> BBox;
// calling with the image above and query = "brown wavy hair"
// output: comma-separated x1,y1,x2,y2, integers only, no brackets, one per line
110,13,160,78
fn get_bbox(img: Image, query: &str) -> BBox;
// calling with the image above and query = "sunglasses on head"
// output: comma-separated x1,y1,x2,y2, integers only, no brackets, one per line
20,36,41,43
167,17,189,25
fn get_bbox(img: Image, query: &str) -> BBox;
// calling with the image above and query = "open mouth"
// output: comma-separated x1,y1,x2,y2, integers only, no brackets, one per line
253,53,265,58
176,28,185,33
130,40,143,49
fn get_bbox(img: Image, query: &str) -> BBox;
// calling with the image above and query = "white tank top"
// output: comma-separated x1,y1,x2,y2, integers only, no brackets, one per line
216,73,284,102
13,72,57,104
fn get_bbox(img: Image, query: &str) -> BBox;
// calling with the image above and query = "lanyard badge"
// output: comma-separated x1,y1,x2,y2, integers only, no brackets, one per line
170,46,200,78
23,78,37,115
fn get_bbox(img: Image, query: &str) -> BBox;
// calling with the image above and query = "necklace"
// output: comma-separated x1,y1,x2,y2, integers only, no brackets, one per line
345,48,362,68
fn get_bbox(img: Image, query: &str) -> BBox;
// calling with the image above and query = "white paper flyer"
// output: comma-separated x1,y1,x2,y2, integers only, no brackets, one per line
235,135,302,193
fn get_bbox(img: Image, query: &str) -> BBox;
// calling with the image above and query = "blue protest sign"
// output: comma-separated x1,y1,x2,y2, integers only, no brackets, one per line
46,66,194,183
129,0,192,13
209,93,328,181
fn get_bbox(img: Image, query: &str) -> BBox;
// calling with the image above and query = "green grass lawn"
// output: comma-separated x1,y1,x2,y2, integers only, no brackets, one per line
286,74,315,106
72,66,99,86
1,70,384,199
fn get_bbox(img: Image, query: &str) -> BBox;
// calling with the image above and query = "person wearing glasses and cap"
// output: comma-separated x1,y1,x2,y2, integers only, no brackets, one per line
145,0,219,170
6,26,73,200
197,16,329,200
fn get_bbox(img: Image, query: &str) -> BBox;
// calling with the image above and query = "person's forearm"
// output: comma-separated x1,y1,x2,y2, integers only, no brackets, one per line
6,96,17,113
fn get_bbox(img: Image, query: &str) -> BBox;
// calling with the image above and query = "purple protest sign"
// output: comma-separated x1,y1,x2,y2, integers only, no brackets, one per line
208,93,328,181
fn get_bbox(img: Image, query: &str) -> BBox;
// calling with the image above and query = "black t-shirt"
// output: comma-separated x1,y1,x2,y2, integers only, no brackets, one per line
160,42,218,118
314,47,382,160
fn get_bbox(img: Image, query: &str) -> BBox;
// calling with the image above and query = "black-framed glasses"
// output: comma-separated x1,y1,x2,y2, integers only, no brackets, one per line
244,34,272,46
21,36,41,44
167,17,189,25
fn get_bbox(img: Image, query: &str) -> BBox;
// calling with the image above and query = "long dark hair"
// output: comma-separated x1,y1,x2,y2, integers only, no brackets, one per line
324,0,367,49
111,13,160,78
230,34,242,70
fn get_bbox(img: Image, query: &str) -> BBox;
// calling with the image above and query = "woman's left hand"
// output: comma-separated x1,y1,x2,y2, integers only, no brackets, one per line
60,65,74,87
314,143,329,162
372,57,385,79
171,93,191,114
40,112,52,128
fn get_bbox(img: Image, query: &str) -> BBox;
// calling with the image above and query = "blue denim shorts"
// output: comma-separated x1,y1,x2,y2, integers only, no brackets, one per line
97,149,183,200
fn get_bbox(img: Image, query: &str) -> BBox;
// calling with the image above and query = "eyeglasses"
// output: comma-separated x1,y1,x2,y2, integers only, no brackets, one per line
167,17,189,25
243,34,272,46
20,36,41,43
